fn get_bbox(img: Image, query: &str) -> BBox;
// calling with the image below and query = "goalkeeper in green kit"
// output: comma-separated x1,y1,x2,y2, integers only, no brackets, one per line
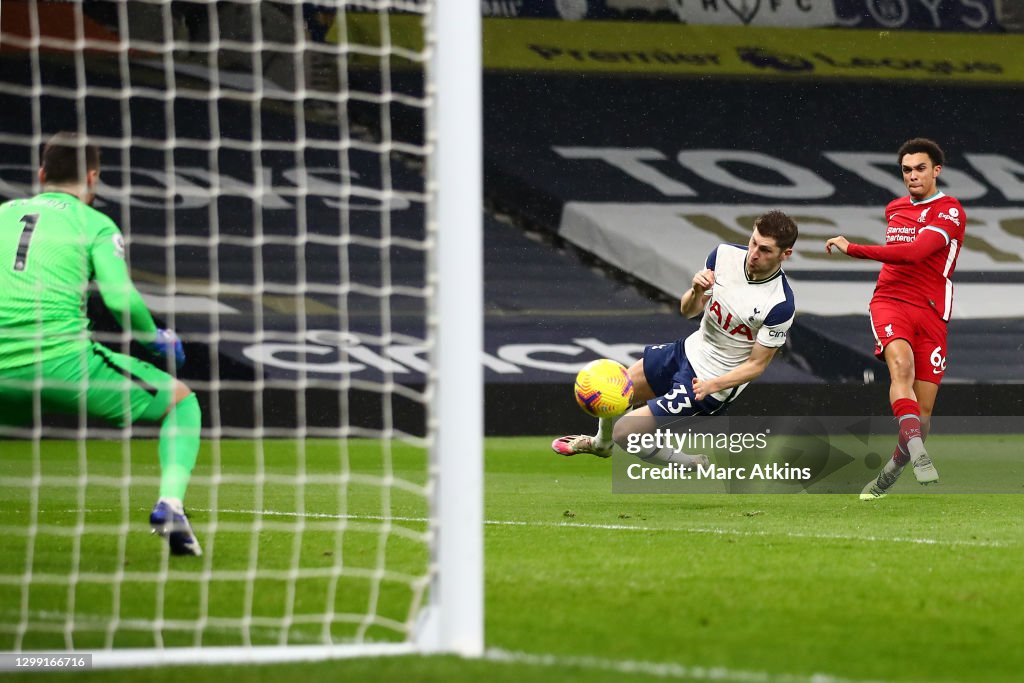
0,132,202,556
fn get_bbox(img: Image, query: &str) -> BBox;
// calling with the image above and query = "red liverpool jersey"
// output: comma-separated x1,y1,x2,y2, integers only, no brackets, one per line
852,192,965,322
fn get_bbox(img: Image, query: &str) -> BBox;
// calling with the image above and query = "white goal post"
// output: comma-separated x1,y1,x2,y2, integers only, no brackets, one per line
426,0,485,658
0,0,481,665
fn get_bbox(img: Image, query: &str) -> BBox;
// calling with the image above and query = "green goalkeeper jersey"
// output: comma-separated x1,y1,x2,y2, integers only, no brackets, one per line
0,192,158,370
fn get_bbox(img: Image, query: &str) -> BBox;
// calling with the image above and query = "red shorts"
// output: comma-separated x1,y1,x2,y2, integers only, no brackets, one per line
868,298,948,384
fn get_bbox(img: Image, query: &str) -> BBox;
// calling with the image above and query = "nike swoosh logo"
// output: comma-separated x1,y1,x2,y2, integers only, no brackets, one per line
932,368,944,374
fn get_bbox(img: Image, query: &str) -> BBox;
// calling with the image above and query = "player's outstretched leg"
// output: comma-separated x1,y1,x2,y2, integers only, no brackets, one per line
551,416,618,458
150,499,203,556
860,445,910,500
86,349,205,553
551,434,613,458
635,446,709,470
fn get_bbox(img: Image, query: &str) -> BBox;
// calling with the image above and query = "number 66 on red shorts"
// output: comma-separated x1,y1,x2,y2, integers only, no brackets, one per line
868,298,948,384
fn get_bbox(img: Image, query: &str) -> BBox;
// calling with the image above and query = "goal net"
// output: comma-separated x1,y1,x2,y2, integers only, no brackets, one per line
0,0,481,665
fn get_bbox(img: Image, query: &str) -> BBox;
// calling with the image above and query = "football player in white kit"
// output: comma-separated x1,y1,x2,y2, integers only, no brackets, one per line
552,211,798,467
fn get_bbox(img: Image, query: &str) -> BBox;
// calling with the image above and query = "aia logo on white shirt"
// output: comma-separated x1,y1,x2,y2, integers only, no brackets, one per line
916,208,931,223
707,299,754,340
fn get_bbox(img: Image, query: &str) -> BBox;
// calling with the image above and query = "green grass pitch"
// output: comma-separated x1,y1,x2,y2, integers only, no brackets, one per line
1,436,1023,683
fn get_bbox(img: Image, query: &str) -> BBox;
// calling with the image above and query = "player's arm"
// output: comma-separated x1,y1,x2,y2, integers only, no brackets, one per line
691,342,777,401
91,228,184,367
679,268,714,318
681,248,719,318
91,231,158,338
825,229,948,264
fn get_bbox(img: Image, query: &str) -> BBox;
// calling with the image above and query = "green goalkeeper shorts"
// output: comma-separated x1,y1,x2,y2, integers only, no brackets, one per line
0,342,175,427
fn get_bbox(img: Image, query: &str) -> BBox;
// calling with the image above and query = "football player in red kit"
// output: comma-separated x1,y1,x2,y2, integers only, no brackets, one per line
825,138,964,499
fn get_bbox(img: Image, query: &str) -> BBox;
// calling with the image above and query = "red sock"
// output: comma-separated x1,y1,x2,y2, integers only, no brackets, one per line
891,398,922,447
892,444,910,467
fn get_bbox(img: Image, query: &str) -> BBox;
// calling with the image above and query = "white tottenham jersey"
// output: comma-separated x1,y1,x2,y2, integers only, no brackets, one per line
684,244,796,401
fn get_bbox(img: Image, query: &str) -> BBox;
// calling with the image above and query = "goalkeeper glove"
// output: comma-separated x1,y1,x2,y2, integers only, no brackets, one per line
149,328,186,370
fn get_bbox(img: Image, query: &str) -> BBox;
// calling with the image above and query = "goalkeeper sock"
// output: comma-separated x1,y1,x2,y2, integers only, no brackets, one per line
158,393,202,501
594,416,619,449
158,496,185,514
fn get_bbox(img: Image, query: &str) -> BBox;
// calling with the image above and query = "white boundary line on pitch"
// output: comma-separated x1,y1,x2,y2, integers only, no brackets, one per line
485,648,895,683
52,507,1011,548
205,508,1011,548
